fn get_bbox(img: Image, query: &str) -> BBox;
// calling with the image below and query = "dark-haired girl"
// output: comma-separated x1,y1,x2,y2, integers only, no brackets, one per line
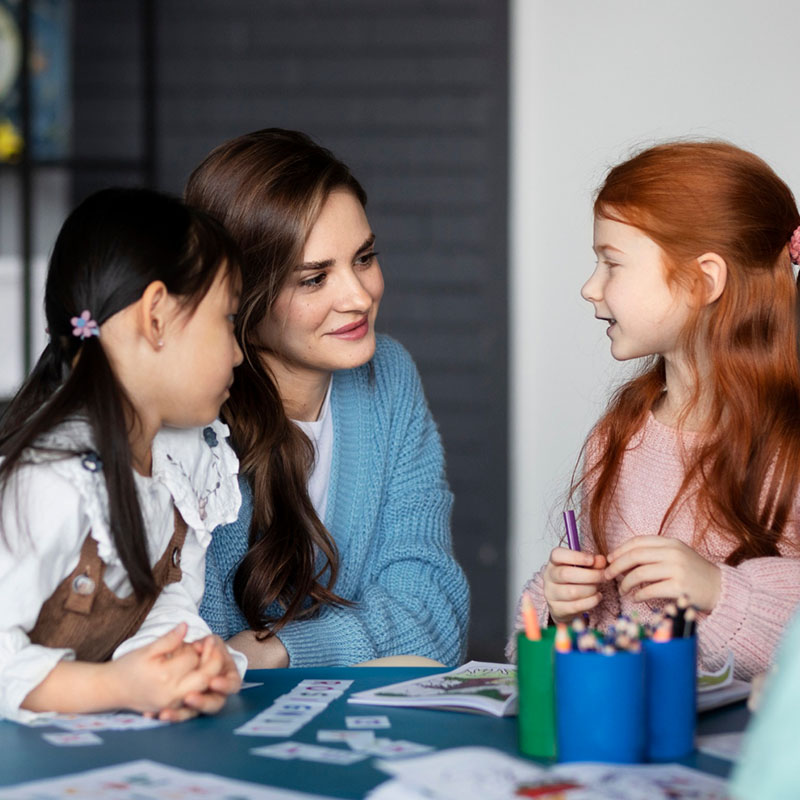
187,129,469,668
510,141,800,679
0,188,245,721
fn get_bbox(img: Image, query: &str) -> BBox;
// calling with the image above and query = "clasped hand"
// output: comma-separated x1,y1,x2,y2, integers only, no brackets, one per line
112,622,242,722
543,536,721,623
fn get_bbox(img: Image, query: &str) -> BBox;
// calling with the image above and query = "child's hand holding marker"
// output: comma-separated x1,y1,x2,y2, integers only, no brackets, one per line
542,510,608,624
603,535,721,613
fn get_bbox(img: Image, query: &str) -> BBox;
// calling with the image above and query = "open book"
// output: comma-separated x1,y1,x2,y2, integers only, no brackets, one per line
348,661,518,717
696,651,750,712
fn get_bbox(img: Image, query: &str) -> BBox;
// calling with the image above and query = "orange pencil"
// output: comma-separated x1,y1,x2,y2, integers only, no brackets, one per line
652,618,672,643
521,592,541,641
555,622,572,653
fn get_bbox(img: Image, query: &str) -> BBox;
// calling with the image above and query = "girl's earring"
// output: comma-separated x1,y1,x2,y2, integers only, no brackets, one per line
157,340,164,349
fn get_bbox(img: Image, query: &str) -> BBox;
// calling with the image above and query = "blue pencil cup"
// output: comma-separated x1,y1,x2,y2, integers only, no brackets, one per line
644,636,697,761
555,649,646,764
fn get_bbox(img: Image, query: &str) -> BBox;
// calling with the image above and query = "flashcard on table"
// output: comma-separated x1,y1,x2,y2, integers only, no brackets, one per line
259,706,318,722
101,713,170,731
235,718,303,737
251,741,369,765
286,688,345,701
317,729,376,747
35,712,168,732
296,745,368,766
270,700,328,716
345,715,392,730
0,758,335,799
41,714,108,731
249,741,308,760
360,739,434,758
297,679,353,689
42,731,103,747
276,693,334,707
236,678,351,739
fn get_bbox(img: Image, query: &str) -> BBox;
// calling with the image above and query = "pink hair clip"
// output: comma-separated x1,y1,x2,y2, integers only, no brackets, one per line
70,310,100,339
790,225,800,265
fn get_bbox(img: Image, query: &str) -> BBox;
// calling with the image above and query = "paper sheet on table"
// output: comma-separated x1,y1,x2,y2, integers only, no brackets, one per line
0,759,336,800
370,746,728,800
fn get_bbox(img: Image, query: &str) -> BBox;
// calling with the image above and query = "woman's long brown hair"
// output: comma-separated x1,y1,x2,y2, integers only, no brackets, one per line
185,129,365,634
578,141,800,565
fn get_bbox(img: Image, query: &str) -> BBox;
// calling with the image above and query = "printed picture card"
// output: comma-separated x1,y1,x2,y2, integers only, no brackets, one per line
42,731,103,747
345,715,392,730
251,741,369,766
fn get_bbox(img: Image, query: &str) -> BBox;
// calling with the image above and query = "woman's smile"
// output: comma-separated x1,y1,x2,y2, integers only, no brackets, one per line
329,315,370,340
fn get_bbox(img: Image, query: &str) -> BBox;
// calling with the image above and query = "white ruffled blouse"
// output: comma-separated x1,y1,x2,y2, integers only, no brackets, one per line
0,417,244,723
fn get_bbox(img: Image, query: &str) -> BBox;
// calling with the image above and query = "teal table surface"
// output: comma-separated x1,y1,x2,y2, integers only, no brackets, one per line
0,667,749,798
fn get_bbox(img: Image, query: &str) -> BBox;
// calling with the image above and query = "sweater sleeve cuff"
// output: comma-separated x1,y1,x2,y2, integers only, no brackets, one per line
697,563,749,665
276,615,374,669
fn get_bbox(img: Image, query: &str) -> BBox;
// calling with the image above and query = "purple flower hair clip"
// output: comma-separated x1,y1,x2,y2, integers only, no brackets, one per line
790,225,800,266
70,310,100,340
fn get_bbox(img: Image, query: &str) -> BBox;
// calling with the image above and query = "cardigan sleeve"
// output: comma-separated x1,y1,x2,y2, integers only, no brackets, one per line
198,475,252,641
276,488,468,667
696,557,800,679
275,342,470,667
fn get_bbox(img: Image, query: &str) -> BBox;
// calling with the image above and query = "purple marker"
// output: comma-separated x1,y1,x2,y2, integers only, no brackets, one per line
563,509,581,551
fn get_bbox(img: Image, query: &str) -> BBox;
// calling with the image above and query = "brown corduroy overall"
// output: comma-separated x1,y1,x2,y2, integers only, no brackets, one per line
28,510,188,662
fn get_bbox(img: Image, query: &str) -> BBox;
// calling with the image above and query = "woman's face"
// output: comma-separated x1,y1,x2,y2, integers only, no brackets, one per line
258,189,384,378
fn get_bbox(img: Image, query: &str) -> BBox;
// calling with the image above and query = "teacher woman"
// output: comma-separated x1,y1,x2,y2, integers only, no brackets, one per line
187,129,469,668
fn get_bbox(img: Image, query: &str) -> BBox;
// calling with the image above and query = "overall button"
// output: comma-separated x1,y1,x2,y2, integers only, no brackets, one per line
80,451,103,472
72,574,95,595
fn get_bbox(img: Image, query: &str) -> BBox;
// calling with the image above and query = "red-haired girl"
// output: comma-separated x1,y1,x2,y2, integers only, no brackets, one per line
510,141,800,679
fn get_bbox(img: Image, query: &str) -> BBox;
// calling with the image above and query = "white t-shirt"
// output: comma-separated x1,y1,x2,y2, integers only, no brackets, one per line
292,380,334,524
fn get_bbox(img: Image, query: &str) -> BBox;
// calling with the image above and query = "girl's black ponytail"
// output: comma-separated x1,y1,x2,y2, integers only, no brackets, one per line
0,188,241,598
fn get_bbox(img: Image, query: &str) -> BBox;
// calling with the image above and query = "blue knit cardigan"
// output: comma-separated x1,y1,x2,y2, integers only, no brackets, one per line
199,335,470,667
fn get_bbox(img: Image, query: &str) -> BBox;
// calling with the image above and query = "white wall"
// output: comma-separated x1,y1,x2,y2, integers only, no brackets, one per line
0,172,69,395
509,0,800,616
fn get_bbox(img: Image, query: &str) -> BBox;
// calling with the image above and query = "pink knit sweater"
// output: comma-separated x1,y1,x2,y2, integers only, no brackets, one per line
508,413,800,679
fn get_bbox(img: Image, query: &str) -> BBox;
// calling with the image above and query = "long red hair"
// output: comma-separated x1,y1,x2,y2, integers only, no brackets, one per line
581,141,800,564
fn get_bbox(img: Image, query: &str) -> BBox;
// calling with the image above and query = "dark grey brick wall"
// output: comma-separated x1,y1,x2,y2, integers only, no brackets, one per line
73,0,508,661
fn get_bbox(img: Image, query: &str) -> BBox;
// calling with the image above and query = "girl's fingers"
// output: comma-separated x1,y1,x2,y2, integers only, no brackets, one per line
190,638,207,656
158,706,198,723
209,673,241,695
183,690,226,714
617,563,671,595
551,547,596,568
148,623,188,657
553,564,607,585
631,579,678,603
174,667,212,697
605,547,670,580
570,593,601,613
549,581,600,603
550,592,601,620
591,554,608,570
607,536,670,563
158,644,201,675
